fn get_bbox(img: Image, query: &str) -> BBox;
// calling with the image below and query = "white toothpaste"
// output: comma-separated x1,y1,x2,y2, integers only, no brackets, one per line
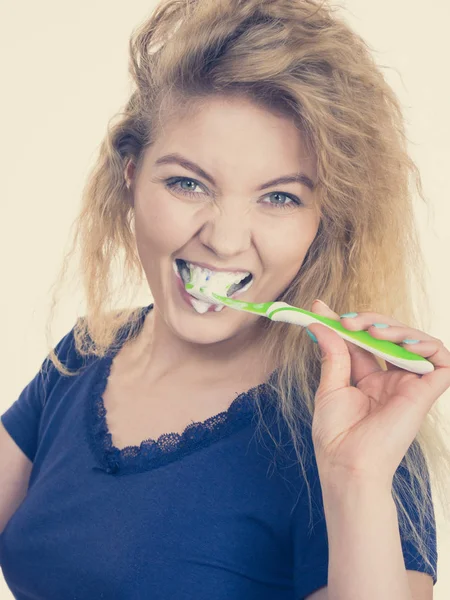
173,260,253,314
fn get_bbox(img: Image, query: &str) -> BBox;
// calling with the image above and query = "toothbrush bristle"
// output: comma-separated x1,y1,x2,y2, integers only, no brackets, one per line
184,282,221,304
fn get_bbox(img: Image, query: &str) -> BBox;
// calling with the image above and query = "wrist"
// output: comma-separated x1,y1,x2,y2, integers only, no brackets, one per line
318,469,398,540
317,464,394,500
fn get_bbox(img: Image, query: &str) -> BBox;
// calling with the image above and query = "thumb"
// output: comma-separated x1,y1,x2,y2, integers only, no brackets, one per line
308,300,352,395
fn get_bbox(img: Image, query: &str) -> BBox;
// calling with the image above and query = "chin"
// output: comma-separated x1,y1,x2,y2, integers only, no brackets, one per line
165,300,254,345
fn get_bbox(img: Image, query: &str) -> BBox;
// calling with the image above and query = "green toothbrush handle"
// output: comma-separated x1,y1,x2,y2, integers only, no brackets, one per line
268,303,434,375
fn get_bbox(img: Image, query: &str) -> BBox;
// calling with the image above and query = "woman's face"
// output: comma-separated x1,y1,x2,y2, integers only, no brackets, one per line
128,95,320,345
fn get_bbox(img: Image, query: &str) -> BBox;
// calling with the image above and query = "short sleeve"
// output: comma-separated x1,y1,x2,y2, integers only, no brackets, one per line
395,457,438,584
1,324,77,463
291,457,329,599
291,440,438,599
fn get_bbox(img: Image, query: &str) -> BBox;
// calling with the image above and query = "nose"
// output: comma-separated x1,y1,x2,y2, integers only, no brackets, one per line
198,204,252,259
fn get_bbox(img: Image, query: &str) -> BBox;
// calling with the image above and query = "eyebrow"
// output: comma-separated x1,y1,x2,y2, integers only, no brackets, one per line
154,153,316,192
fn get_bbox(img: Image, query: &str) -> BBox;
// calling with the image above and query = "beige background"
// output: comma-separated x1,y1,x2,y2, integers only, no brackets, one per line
1,0,449,597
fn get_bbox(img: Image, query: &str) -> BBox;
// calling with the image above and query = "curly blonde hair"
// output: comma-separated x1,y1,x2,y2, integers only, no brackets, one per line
43,0,450,578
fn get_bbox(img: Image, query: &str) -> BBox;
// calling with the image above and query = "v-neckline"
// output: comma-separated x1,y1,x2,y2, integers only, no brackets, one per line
85,303,276,476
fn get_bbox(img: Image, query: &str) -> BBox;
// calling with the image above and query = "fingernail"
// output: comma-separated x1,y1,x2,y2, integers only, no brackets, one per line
314,299,330,309
373,323,389,328
306,329,318,343
403,339,420,344
340,312,358,318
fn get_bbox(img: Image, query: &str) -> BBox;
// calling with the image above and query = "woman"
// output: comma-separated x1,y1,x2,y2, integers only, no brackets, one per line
1,0,449,598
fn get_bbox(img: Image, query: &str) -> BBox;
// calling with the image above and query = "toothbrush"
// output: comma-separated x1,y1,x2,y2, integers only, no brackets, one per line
185,283,434,375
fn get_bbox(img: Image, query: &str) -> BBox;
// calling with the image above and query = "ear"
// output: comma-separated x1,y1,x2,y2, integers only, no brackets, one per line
124,159,136,206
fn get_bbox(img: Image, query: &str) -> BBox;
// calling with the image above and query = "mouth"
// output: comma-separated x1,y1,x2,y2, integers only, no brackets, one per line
174,258,253,297
173,258,254,313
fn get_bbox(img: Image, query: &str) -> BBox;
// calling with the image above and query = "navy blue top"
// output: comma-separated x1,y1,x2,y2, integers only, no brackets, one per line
0,304,437,599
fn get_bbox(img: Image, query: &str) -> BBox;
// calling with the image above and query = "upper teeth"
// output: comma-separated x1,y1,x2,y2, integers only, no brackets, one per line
187,260,249,278
178,260,250,284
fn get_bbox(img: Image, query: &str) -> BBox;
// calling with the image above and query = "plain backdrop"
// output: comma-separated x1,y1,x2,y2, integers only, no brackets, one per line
1,1,449,598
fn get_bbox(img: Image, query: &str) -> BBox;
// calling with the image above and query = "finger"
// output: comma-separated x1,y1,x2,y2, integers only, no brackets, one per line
378,356,450,440
360,324,450,372
340,312,440,345
308,320,352,396
338,311,445,376
310,300,382,385
421,359,450,401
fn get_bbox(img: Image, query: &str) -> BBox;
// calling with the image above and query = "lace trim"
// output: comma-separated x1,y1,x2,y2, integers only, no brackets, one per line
85,304,273,476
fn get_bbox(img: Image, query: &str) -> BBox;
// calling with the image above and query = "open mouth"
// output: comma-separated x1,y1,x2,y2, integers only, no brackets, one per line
175,259,192,285
174,258,253,297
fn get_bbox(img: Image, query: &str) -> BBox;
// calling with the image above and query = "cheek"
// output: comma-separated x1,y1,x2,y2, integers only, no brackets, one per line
134,193,194,253
259,218,317,275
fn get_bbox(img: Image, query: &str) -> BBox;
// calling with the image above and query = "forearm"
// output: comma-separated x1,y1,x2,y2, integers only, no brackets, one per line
320,474,412,600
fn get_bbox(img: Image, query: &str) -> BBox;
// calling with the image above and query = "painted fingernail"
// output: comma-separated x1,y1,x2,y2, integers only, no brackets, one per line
373,323,389,328
340,312,358,318
306,329,318,343
402,339,420,344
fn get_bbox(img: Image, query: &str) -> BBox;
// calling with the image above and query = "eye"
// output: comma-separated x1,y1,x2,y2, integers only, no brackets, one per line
164,177,205,197
163,176,303,210
260,192,303,210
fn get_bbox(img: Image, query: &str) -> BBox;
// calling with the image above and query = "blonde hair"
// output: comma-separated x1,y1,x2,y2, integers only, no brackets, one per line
44,0,450,578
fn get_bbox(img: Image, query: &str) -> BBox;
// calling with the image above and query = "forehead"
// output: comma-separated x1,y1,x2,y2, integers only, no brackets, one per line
145,95,317,180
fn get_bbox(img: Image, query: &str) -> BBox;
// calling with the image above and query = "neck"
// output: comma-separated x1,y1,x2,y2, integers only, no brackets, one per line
132,304,273,385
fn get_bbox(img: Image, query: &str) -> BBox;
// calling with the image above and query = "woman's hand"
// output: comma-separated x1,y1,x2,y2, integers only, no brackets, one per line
307,299,450,490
